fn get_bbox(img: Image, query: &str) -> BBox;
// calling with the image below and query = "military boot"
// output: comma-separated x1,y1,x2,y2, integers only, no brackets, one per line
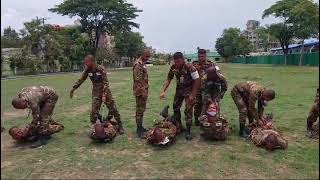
117,122,125,135
306,118,314,138
185,125,192,140
136,124,148,139
239,123,249,138
30,135,51,148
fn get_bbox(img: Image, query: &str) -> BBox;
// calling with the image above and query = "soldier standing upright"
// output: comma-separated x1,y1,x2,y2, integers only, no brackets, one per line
306,88,319,139
160,52,200,140
231,81,275,138
133,50,151,138
192,49,220,126
70,55,124,134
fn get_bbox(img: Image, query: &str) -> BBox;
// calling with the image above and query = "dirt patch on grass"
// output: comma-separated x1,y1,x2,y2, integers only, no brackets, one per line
2,110,28,119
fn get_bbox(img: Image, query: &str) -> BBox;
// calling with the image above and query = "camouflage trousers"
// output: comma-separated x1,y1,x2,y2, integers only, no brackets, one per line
200,87,221,117
9,121,64,142
173,93,193,126
194,90,202,121
231,88,253,125
307,90,319,131
135,95,148,126
91,87,121,124
30,94,59,134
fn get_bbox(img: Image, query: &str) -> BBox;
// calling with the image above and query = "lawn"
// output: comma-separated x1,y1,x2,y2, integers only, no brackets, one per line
1,63,319,179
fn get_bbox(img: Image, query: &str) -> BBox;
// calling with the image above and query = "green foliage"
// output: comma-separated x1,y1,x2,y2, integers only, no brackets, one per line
9,49,42,74
215,28,252,60
49,0,141,51
1,26,22,48
114,31,146,59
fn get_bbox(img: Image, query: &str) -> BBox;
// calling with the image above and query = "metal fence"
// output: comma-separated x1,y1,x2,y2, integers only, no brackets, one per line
231,52,319,66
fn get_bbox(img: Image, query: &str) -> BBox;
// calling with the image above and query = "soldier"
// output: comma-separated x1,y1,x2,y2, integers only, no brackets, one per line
90,113,117,142
231,81,275,138
160,52,200,140
306,88,319,139
11,86,64,148
200,66,227,118
133,50,151,138
192,49,220,126
70,55,124,134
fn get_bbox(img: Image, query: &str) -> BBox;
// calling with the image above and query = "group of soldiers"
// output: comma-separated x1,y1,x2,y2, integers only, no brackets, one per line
3,49,319,148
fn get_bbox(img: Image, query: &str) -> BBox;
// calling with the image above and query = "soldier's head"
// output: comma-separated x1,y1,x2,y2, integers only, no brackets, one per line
141,50,151,62
198,49,207,63
93,123,107,140
173,52,185,70
83,55,96,70
152,127,165,144
265,133,280,151
262,89,276,102
206,66,218,81
12,96,28,109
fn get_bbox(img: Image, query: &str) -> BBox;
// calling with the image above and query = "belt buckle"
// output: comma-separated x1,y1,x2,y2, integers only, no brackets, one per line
203,122,211,127
215,122,222,127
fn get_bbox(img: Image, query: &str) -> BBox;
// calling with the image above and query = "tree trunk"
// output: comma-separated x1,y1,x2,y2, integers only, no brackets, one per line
299,40,305,66
280,42,287,65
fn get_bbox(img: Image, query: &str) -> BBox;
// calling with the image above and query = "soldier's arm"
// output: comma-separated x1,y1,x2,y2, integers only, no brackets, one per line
190,66,200,98
72,70,88,90
248,92,259,121
257,101,264,119
217,73,228,98
101,68,111,98
160,68,174,94
29,101,41,123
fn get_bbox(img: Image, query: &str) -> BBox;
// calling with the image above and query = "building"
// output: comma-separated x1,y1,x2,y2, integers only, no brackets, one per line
184,50,221,62
270,39,319,55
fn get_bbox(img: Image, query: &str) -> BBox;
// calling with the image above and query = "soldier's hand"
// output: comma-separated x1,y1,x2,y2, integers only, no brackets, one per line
70,89,75,99
160,92,166,100
102,96,107,103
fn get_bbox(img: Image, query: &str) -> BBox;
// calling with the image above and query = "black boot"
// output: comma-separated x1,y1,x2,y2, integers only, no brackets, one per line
194,117,200,126
30,135,50,148
137,125,147,139
185,125,192,140
117,122,125,135
239,123,249,138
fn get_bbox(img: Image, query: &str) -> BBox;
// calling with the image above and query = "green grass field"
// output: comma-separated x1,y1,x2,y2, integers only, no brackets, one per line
1,64,319,179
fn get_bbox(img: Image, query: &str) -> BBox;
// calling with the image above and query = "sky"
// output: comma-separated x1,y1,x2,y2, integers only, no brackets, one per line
1,0,281,53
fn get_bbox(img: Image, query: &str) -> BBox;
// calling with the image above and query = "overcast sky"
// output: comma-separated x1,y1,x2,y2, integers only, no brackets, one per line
1,0,280,53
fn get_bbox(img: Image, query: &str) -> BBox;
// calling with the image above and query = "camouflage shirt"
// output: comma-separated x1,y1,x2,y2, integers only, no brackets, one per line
18,86,57,122
167,63,199,96
72,65,110,93
234,81,266,120
201,71,228,98
133,58,149,96
192,59,220,77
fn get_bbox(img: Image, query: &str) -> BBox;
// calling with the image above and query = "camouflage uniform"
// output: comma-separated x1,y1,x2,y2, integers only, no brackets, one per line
167,63,199,127
133,58,149,126
90,121,117,142
231,81,266,125
307,88,319,131
146,120,178,146
192,60,219,122
249,128,288,150
73,65,122,125
9,86,64,141
307,88,319,138
200,72,227,117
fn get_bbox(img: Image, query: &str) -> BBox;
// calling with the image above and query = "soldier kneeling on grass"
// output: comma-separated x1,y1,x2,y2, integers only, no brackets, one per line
10,86,64,148
90,113,117,142
146,105,182,146
246,114,288,151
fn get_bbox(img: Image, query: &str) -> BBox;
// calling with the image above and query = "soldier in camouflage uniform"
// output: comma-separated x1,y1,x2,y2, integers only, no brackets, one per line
133,50,151,138
306,88,319,139
200,66,227,118
192,49,221,126
11,86,64,148
160,52,200,140
70,55,124,134
231,81,275,138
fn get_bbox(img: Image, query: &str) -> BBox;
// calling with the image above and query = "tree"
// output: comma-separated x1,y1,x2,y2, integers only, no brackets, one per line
1,26,22,48
290,0,319,66
215,28,252,62
114,31,146,62
49,0,141,52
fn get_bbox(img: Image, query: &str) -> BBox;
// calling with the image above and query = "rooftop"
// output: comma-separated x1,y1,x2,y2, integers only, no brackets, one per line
270,39,319,51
